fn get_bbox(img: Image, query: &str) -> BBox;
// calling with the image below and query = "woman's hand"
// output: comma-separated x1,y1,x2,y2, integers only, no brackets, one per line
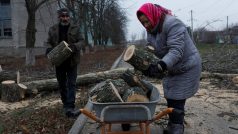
142,61,167,78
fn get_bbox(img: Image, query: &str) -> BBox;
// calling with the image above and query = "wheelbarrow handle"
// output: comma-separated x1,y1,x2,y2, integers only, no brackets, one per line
80,109,102,123
150,108,174,123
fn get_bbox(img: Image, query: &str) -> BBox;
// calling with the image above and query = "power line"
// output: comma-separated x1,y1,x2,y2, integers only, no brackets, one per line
119,0,138,10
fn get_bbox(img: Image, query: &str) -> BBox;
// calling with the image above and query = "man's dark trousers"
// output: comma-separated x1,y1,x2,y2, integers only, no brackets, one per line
56,59,77,109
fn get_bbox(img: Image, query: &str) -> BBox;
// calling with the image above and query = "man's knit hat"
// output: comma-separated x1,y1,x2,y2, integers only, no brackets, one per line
57,8,69,17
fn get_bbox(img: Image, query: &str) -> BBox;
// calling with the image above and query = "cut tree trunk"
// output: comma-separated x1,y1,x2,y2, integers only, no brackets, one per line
22,68,132,95
0,70,18,82
1,80,27,102
47,41,72,67
123,45,159,71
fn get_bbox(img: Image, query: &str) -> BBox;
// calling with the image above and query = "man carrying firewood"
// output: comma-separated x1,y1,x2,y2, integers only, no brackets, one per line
46,8,85,118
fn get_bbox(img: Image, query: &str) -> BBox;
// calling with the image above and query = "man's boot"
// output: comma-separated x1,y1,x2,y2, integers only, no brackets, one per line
167,123,184,134
64,108,81,118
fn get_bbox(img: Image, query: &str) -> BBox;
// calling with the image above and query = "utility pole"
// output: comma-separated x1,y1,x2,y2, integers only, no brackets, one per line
226,16,229,44
226,16,229,31
191,10,193,32
190,10,194,41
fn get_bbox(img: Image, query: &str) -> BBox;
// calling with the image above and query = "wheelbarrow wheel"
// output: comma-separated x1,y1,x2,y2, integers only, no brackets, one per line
121,123,131,131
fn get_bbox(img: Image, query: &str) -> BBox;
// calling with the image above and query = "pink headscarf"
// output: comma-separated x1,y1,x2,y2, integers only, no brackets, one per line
137,3,172,29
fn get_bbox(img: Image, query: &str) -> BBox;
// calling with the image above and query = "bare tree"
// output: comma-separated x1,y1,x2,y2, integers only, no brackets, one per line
57,0,127,46
25,0,51,66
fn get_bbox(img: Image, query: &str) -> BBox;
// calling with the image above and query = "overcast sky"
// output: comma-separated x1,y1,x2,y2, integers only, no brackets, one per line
119,0,238,40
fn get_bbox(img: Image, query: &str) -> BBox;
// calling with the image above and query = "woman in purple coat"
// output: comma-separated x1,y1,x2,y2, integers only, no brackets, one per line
136,3,202,134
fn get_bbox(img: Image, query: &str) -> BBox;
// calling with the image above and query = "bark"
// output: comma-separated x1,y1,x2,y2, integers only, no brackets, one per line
90,80,123,103
1,81,27,102
24,0,48,66
25,48,36,66
25,13,36,66
22,68,132,94
47,41,72,66
123,45,159,71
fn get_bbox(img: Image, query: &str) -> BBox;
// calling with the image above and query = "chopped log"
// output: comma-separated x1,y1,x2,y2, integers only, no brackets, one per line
0,70,18,82
90,79,149,103
91,80,123,103
47,41,72,67
232,76,238,84
109,82,124,102
121,69,152,97
1,80,27,102
127,94,149,102
123,45,159,71
22,68,132,94
122,87,149,102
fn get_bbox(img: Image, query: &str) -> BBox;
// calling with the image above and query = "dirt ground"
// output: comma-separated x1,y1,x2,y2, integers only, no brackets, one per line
0,46,238,134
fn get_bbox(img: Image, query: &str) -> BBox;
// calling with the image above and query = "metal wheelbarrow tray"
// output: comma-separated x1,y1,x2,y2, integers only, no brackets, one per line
80,81,175,134
89,81,160,123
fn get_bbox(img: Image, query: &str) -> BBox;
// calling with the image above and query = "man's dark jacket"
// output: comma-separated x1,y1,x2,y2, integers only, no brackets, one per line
46,23,84,66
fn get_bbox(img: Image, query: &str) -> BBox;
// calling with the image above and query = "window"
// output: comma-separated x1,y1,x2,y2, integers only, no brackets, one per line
0,0,11,38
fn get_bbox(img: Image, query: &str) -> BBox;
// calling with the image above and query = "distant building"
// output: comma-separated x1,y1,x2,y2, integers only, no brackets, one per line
194,26,238,44
0,0,58,48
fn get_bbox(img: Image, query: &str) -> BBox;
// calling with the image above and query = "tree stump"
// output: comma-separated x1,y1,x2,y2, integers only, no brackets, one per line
1,80,27,102
47,41,72,66
123,45,159,71
122,87,149,102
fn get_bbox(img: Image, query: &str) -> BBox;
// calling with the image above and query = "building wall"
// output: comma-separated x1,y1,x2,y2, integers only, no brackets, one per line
0,0,58,48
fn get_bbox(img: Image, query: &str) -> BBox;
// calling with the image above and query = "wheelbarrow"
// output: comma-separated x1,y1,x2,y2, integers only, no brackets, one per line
80,81,177,134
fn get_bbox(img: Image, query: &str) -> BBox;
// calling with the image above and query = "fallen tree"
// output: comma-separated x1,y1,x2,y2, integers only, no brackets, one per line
21,68,238,95
22,68,133,95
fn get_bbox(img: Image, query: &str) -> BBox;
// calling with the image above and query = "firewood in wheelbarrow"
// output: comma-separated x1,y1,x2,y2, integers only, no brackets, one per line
120,69,152,98
47,41,72,67
89,79,130,100
91,80,124,103
123,45,160,71
122,87,149,102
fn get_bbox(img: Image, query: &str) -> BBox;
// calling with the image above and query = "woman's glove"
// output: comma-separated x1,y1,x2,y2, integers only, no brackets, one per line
142,61,167,78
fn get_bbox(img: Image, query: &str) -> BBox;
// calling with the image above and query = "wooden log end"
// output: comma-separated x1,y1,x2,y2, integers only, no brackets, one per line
232,76,238,84
1,80,15,84
126,94,149,102
123,45,135,61
62,41,73,52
